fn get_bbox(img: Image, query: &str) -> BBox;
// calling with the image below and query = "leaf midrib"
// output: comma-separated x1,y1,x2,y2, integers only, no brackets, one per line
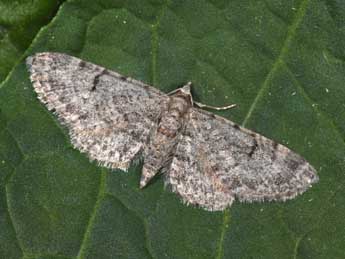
7,1,342,259
217,0,311,258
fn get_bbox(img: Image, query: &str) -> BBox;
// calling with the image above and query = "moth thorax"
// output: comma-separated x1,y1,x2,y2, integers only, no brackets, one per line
169,96,191,115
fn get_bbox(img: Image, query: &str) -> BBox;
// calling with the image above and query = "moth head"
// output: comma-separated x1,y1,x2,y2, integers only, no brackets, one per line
180,81,192,95
178,81,193,106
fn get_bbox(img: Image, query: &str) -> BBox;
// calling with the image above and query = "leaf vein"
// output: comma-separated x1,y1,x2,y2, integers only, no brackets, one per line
150,0,169,86
242,0,310,127
216,210,230,259
292,183,342,259
217,1,311,258
285,65,345,143
76,170,106,259
105,192,155,259
5,183,25,256
3,127,25,160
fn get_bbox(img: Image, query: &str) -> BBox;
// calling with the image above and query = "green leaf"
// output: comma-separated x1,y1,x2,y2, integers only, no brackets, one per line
1,0,345,258
0,0,64,83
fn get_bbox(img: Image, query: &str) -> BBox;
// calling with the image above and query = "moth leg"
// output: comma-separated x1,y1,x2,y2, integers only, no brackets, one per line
193,101,236,111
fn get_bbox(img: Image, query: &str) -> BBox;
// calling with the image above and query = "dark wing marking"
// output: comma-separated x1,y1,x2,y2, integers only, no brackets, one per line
27,52,169,170
166,108,318,211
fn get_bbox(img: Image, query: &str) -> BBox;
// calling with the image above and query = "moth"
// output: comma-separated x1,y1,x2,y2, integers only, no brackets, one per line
26,52,318,211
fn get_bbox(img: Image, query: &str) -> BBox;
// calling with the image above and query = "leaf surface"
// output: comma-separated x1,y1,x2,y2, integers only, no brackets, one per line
0,0,64,82
1,0,345,258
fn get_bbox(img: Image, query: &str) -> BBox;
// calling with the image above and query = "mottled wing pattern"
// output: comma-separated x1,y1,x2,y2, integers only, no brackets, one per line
167,108,318,211
27,52,168,170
